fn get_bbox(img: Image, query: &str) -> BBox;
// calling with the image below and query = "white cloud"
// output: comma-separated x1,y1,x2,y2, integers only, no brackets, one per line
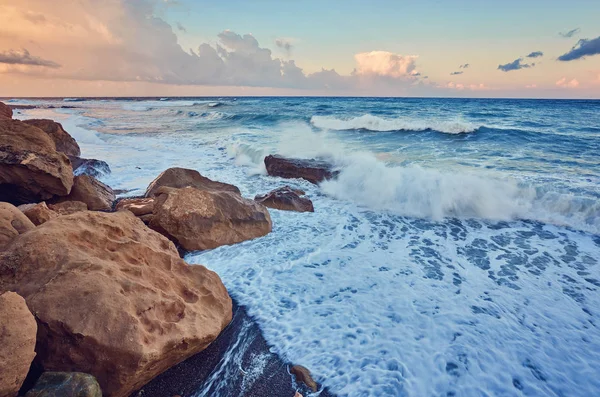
354,51,418,78
555,77,580,88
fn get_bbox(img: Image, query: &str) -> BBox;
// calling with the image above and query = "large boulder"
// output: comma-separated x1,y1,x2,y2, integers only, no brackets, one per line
52,175,114,211
255,187,314,213
0,102,12,120
0,211,232,397
18,202,58,226
68,157,111,178
24,372,101,397
0,292,37,397
145,167,240,198
150,187,272,251
23,119,80,157
0,119,73,205
264,155,338,185
0,202,35,250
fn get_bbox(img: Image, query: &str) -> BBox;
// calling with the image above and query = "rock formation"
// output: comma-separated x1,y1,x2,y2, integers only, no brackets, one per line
255,186,314,212
52,175,115,211
264,155,338,185
145,167,240,197
23,119,80,157
18,202,58,226
0,202,35,251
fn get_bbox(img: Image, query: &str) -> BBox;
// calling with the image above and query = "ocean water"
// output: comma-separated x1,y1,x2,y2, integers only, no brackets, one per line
9,97,600,397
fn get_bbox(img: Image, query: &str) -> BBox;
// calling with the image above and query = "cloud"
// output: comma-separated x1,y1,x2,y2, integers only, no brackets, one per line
0,48,60,68
444,82,489,91
21,10,47,25
525,84,537,88
354,51,418,78
176,22,186,33
497,58,532,72
275,38,293,54
526,51,543,58
559,28,580,38
459,63,469,69
558,36,600,61
556,77,579,88
450,71,463,75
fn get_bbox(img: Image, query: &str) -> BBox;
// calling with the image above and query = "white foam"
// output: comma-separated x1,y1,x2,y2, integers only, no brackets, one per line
311,114,479,134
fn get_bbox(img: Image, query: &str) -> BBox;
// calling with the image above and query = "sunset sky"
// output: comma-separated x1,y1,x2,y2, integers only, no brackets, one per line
1,0,599,98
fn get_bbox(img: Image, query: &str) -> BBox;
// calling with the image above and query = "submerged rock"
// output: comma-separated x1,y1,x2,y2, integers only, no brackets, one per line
290,366,317,392
255,186,314,213
0,119,73,204
0,102,12,120
68,156,111,178
52,175,115,211
23,119,80,157
25,372,101,397
264,155,338,185
145,167,240,198
150,186,272,251
0,202,35,250
0,292,37,397
18,202,58,226
0,211,232,397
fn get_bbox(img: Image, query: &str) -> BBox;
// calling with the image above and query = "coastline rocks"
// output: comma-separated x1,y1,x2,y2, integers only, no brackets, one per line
0,211,232,397
145,167,240,198
0,119,73,205
0,102,12,119
115,197,155,217
150,187,272,251
52,175,115,211
47,201,88,215
18,202,58,226
0,292,37,397
23,119,80,157
0,202,35,250
68,157,111,178
290,366,317,392
24,372,101,397
255,187,314,213
264,155,338,185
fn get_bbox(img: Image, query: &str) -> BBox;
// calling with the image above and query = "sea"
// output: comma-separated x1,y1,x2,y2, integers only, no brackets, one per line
7,97,600,397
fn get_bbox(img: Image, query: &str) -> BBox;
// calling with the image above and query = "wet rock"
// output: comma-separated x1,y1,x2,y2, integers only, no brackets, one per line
0,202,35,250
68,157,111,178
145,167,240,198
290,366,317,392
150,186,272,251
0,119,73,205
0,211,232,397
264,155,338,185
115,197,155,216
0,102,12,120
24,372,101,397
23,119,80,157
255,186,314,212
52,175,115,211
0,292,37,397
18,202,58,226
47,201,87,215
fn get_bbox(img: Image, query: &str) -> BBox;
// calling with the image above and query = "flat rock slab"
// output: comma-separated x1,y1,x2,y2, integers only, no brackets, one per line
264,155,339,185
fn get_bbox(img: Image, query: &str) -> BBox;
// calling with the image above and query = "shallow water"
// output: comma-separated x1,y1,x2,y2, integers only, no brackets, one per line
10,97,600,396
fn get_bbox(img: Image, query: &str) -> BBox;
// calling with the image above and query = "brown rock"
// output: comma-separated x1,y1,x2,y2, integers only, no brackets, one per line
23,119,81,157
255,186,314,213
53,175,115,211
145,167,240,198
0,202,35,250
264,155,339,185
48,201,88,215
0,102,12,120
150,186,272,251
0,211,232,397
115,197,155,216
0,119,73,205
18,202,58,226
0,292,37,397
290,365,317,392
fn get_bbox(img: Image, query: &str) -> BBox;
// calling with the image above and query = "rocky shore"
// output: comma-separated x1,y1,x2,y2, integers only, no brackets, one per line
0,101,331,397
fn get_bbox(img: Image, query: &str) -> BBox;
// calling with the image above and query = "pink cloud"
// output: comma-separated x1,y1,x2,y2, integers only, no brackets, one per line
354,51,418,78
555,77,580,88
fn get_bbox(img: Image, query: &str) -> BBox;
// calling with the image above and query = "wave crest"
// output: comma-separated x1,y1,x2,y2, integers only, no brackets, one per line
311,114,479,134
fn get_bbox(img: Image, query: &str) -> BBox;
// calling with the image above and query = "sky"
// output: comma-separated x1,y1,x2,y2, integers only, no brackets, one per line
0,0,599,98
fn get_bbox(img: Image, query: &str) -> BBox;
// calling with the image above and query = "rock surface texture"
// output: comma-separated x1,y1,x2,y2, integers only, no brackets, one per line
145,167,240,197
255,187,314,213
18,202,58,226
0,211,232,397
0,292,37,397
0,102,12,120
52,175,115,211
150,187,272,251
0,202,35,250
264,155,338,185
23,119,80,157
